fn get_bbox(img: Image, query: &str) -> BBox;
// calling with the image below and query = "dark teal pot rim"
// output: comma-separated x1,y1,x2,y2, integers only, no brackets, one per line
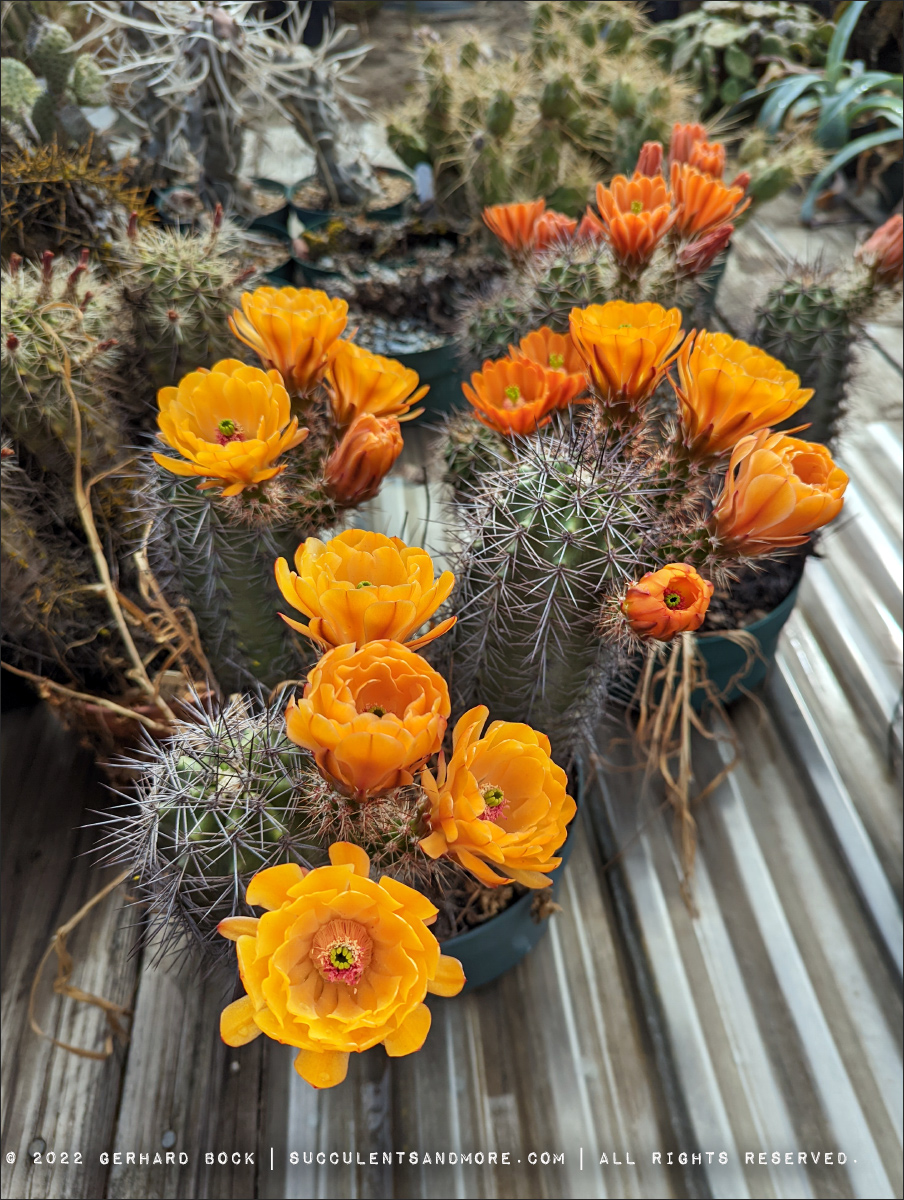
696,580,800,648
290,167,415,227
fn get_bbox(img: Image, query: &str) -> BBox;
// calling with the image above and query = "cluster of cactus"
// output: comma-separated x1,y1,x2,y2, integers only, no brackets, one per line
648,1,832,115
753,218,903,446
0,138,152,262
98,693,447,958
117,211,255,393
0,15,106,145
387,2,694,219
83,1,376,208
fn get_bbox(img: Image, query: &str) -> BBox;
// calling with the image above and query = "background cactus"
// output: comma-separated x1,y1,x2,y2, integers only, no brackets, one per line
116,215,256,396
444,421,691,759
97,694,437,959
753,248,899,446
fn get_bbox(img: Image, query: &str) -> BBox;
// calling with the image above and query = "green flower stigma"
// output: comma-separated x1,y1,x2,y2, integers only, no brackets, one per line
482,785,505,808
356,580,373,589
630,199,643,214
217,418,237,437
369,705,386,718
504,385,521,402
329,945,354,971
664,592,682,609
548,353,565,369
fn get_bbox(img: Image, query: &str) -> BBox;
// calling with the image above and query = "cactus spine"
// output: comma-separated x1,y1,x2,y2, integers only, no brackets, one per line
117,217,256,395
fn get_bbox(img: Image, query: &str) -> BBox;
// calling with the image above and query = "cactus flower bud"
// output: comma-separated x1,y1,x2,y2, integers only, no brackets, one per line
6,333,20,353
730,171,752,193
323,413,404,506
622,563,713,641
9,253,22,276
676,224,735,275
668,122,708,169
855,214,903,287
127,211,139,240
635,141,664,177
65,248,90,297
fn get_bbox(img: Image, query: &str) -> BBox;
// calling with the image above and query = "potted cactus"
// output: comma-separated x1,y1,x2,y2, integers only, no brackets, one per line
98,528,578,1085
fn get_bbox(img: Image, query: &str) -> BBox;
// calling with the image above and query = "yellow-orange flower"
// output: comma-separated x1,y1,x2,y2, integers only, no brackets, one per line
482,199,546,255
229,286,348,395
672,331,813,458
622,563,714,641
286,640,450,800
152,359,307,496
688,140,726,179
856,213,903,286
323,412,403,506
668,122,708,168
711,430,848,555
509,326,588,408
327,340,428,427
218,843,465,1090
595,173,676,270
275,529,456,652
419,706,576,889
462,356,558,435
569,301,685,415
670,163,750,239
533,209,577,251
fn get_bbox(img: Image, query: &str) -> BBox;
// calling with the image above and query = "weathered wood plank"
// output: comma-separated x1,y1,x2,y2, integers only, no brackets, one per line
1,704,142,1200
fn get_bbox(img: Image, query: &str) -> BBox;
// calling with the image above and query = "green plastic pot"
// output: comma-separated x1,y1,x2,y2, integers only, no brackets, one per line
696,582,799,704
294,258,345,287
440,824,577,993
290,167,415,230
247,178,291,235
394,339,468,418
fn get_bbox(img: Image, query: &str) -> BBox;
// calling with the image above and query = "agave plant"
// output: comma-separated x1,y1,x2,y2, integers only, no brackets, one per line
742,0,903,221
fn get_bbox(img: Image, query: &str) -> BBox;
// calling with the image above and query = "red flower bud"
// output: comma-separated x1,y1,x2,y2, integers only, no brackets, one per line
324,413,403,506
9,253,22,276
676,224,735,274
127,211,139,240
855,213,903,287
635,141,664,177
668,123,708,169
730,171,751,193
6,333,20,352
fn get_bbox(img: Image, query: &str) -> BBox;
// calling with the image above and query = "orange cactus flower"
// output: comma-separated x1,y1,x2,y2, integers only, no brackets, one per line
323,412,404,506
229,286,348,396
218,843,465,1090
711,430,849,556
509,326,588,408
576,206,607,243
533,210,578,251
670,163,750,239
673,331,813,459
153,359,307,496
688,140,726,179
286,640,450,800
622,563,714,641
668,122,708,168
275,529,456,652
595,173,677,270
327,340,428,427
569,301,685,416
635,141,664,177
462,356,558,435
419,706,576,889
482,199,546,255
856,214,903,286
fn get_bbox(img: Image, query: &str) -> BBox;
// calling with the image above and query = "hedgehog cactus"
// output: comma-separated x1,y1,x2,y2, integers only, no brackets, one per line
448,425,667,754
117,214,256,395
753,216,903,446
98,696,330,957
0,251,124,506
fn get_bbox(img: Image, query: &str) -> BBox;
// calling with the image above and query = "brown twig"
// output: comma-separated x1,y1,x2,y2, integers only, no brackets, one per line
0,661,170,733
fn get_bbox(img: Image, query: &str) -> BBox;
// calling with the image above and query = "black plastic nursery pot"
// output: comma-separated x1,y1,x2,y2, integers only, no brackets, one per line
291,167,415,230
696,582,800,704
440,824,577,994
396,339,468,418
247,177,291,235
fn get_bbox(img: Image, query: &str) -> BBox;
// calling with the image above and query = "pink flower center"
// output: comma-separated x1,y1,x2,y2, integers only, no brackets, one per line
312,919,373,987
479,784,508,822
215,418,245,445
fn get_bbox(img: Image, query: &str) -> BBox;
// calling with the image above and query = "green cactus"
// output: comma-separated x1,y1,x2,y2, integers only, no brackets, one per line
71,54,106,105
96,694,433,959
1,251,124,509
117,215,257,396
447,423,669,759
438,410,511,496
0,57,42,123
138,449,336,695
752,257,893,447
26,18,74,96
